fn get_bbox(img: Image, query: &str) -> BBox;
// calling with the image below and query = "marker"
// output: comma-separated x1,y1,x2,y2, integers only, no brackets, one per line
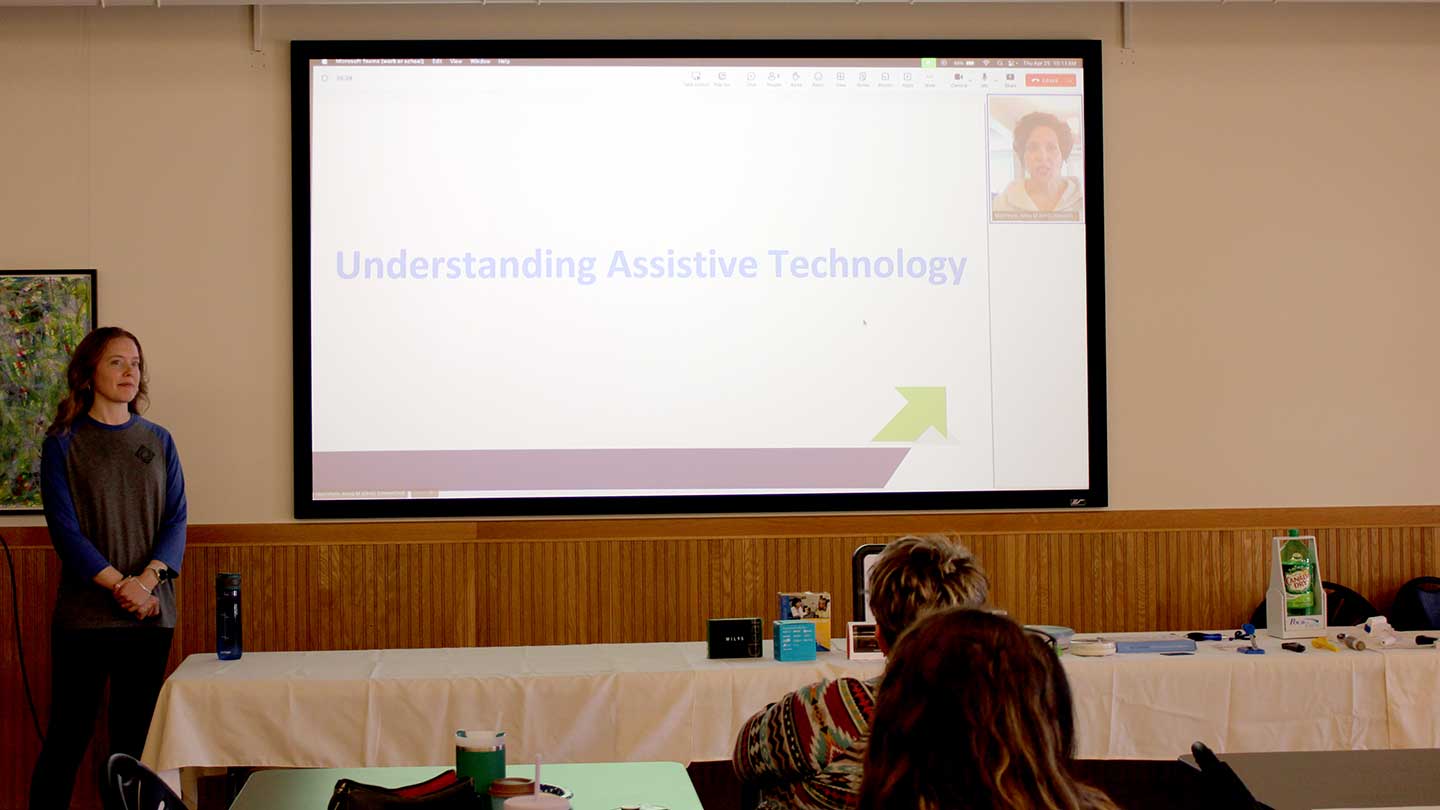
1281,642,1305,653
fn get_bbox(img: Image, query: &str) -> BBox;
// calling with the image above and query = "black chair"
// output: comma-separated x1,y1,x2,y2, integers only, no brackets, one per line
104,753,186,810
1390,576,1440,631
1247,581,1377,629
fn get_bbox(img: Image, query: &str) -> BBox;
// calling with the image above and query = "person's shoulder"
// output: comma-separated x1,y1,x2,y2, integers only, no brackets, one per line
135,416,178,446
41,430,71,456
831,674,878,698
808,676,879,715
992,180,1028,212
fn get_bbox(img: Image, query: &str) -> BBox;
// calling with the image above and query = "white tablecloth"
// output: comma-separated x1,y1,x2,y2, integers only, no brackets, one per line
143,632,1440,773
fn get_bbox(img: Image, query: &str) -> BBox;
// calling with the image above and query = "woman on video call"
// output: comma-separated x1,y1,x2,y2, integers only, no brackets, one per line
993,111,1085,214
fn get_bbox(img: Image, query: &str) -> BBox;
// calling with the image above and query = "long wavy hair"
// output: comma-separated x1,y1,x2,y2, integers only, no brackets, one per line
46,327,149,437
858,609,1117,810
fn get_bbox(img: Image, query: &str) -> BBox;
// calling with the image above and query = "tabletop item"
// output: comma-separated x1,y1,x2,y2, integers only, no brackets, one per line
1026,625,1075,652
1115,639,1196,654
846,622,884,661
777,592,832,651
216,573,242,661
456,731,506,797
1186,632,1224,642
503,796,570,810
706,617,762,658
1311,637,1339,652
773,620,817,662
487,777,534,810
328,770,479,809
1266,531,1326,639
1068,638,1116,657
1280,642,1305,653
1363,615,1400,647
1337,633,1366,651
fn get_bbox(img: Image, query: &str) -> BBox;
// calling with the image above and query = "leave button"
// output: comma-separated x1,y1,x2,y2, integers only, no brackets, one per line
1025,73,1078,87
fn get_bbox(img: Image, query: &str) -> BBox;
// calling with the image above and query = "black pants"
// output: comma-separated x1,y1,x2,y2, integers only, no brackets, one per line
28,624,174,810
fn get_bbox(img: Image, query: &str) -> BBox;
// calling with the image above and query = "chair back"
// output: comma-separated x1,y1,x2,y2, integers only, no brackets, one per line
105,753,185,810
1390,576,1440,631
1247,581,1377,630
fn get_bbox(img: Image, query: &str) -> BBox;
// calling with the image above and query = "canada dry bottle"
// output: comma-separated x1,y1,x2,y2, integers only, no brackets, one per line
216,572,243,660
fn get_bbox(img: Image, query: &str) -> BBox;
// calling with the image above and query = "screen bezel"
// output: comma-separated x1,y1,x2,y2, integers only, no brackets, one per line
291,38,1108,520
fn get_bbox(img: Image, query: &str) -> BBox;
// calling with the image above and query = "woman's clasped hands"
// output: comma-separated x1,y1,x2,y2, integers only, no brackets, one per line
113,575,160,619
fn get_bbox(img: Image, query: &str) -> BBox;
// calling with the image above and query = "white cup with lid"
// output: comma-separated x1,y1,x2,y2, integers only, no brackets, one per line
503,795,570,810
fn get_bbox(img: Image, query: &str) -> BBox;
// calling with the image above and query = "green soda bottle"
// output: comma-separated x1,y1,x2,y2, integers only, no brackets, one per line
1280,529,1314,615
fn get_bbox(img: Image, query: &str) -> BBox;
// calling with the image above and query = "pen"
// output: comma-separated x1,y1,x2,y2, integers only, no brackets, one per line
1187,632,1223,642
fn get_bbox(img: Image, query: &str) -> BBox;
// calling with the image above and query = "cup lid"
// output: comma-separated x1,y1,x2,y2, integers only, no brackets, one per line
456,729,505,750
488,777,535,797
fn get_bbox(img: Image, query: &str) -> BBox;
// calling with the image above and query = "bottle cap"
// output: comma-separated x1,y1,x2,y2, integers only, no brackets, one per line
216,572,241,590
1288,529,1300,537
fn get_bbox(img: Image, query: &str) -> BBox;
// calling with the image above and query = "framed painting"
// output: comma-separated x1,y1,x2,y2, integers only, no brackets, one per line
1,270,97,512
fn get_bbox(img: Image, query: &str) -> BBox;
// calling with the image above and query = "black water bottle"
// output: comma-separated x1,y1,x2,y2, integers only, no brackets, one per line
216,572,242,660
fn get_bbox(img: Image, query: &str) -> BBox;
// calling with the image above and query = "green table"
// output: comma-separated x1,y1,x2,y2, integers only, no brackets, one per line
229,761,701,810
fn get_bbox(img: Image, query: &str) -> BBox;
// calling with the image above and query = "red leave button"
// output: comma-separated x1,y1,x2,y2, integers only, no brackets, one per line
1026,73,1077,87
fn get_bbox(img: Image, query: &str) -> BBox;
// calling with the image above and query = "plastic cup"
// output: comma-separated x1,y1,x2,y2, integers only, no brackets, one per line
455,730,506,796
504,795,570,810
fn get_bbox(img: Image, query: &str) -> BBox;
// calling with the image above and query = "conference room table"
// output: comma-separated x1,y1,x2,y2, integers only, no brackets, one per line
229,762,701,810
1177,748,1440,810
142,629,1440,780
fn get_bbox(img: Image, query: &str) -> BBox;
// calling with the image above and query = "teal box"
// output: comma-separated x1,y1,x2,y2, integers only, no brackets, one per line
773,620,817,662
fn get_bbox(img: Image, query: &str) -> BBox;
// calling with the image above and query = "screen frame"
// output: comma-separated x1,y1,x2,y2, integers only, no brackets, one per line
291,38,1108,520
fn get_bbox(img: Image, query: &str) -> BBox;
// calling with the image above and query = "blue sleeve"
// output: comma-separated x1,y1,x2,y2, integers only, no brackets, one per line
151,428,187,572
40,433,112,579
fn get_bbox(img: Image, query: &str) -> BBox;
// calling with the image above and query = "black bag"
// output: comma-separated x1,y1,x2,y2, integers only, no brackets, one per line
1391,576,1440,631
327,770,485,810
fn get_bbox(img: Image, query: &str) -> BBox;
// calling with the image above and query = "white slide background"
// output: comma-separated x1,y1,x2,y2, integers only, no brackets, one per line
307,63,1089,493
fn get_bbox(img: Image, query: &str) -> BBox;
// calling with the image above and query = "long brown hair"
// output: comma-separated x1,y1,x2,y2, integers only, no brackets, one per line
858,609,1118,810
46,327,149,437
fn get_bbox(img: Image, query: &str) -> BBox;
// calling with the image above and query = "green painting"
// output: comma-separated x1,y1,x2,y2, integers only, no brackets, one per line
1,270,96,512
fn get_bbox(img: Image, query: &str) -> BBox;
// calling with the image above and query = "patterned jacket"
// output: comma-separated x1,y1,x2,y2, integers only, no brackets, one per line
732,675,880,810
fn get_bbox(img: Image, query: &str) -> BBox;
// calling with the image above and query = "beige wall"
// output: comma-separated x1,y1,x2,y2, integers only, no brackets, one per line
2,3,1437,524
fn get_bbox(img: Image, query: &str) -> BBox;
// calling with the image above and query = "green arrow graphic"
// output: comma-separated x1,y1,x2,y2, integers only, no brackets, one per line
873,387,947,441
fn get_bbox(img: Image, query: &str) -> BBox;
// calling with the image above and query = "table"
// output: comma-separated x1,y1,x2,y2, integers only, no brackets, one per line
143,631,1440,775
229,762,702,810
1180,748,1440,810
1062,632,1440,757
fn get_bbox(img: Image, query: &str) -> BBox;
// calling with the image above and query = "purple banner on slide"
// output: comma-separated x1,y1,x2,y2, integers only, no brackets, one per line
312,448,911,493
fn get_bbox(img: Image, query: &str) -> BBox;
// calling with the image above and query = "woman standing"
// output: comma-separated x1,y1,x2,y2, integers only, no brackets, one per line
28,327,186,810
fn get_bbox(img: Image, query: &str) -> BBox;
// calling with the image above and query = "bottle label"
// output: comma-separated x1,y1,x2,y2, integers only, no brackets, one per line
1283,561,1311,596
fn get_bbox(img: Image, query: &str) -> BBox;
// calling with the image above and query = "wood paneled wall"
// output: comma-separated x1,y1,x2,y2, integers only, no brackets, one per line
1,506,1436,810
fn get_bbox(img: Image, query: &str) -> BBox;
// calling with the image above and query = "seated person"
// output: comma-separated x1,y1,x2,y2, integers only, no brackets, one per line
992,111,1085,214
857,608,1118,810
732,534,990,810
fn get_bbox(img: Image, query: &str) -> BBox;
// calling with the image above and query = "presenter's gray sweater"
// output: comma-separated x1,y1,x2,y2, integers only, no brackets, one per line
41,414,186,629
